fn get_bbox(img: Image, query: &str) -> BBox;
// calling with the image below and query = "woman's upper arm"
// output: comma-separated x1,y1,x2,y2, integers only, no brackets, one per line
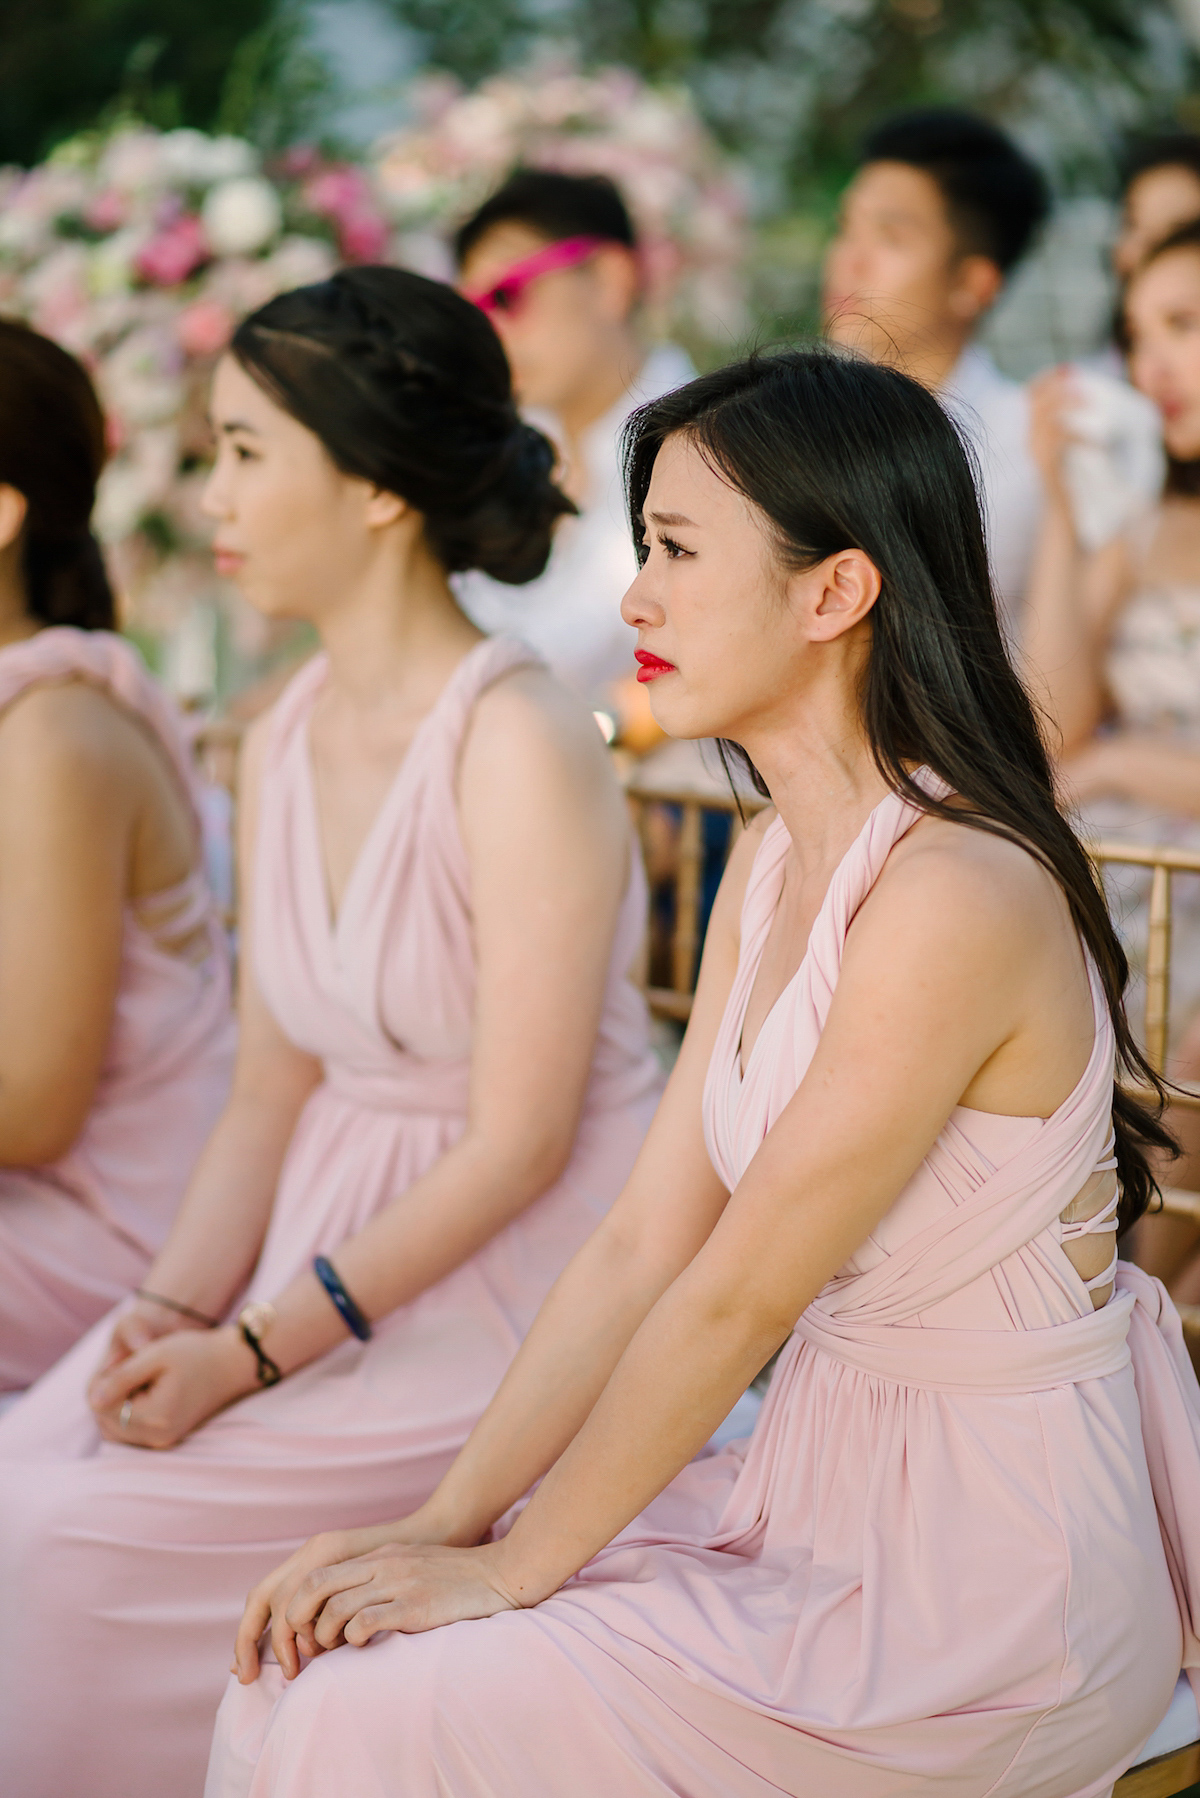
0,686,133,1161
1079,534,1134,640
455,673,635,1185
229,715,322,1111
591,809,770,1272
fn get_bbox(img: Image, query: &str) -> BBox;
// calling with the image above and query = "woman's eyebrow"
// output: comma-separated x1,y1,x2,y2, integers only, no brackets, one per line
215,417,261,435
646,509,696,527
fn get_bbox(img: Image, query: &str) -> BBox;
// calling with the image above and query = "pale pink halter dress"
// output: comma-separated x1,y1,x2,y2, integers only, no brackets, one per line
210,783,1200,1798
0,627,234,1390
0,636,661,1798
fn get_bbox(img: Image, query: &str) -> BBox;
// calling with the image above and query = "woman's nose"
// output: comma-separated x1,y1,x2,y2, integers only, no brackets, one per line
199,466,227,521
621,563,663,628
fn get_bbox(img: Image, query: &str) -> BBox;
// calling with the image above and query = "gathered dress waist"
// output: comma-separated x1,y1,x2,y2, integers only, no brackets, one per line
794,1287,1134,1394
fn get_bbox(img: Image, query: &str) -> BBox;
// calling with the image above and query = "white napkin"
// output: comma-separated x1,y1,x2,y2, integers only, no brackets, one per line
1062,366,1165,552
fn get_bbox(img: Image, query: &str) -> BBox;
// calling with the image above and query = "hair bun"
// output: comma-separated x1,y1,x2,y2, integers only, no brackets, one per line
430,419,573,585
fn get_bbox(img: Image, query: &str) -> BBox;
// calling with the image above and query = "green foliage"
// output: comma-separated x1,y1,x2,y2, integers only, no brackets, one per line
384,0,1199,198
0,0,329,166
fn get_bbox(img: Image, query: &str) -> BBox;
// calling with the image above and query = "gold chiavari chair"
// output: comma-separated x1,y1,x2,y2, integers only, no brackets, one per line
626,781,1200,1798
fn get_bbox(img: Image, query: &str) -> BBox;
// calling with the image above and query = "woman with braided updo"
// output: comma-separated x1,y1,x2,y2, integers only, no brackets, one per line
0,320,234,1391
0,269,662,1798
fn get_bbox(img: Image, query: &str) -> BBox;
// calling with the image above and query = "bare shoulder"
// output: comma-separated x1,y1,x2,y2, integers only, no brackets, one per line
461,664,620,809
0,679,140,799
865,810,1068,956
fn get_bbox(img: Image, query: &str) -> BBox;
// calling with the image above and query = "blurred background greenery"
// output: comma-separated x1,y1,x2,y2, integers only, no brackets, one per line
4,2,1196,189
6,1,1200,356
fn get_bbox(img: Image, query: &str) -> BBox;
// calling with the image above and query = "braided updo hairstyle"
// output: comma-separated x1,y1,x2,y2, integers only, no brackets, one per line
231,266,574,584
0,319,116,631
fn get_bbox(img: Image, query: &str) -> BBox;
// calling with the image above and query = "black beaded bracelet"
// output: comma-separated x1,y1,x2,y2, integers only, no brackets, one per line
313,1256,373,1342
237,1317,283,1387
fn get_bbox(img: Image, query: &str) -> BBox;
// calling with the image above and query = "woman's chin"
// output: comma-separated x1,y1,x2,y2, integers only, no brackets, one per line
1163,419,1200,463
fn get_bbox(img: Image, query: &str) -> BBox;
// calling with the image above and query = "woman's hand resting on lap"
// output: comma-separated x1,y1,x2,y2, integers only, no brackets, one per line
234,1528,519,1683
88,1324,257,1449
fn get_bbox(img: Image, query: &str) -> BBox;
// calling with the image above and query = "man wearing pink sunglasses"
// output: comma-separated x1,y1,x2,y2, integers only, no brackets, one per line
454,170,693,725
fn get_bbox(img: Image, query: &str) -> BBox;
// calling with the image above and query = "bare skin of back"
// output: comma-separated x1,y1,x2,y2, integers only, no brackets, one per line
0,675,200,1165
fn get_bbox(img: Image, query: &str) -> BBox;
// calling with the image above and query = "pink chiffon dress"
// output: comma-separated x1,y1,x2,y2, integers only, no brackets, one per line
0,636,662,1798
210,782,1200,1798
0,626,234,1390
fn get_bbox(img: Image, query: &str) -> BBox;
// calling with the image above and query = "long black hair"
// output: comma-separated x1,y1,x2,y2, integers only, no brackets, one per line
624,348,1174,1228
0,318,116,630
231,266,574,584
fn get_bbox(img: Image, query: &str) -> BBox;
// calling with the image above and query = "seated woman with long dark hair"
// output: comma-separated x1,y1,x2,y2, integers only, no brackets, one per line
0,269,661,1798
0,320,234,1392
212,349,1200,1798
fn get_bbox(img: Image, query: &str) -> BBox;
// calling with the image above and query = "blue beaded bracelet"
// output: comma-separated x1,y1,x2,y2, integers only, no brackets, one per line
313,1256,373,1342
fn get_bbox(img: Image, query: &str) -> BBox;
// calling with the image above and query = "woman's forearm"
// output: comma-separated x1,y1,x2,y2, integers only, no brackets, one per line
418,1219,685,1544
141,1088,308,1320
1021,502,1105,750
1076,734,1200,821
494,1261,791,1601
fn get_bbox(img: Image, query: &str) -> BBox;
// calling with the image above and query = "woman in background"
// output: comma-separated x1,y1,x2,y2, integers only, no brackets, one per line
0,319,234,1392
1026,217,1200,1295
1114,133,1200,281
0,267,661,1798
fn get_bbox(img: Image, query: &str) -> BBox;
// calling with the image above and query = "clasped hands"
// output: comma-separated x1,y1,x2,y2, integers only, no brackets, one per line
232,1523,524,1684
87,1301,258,1449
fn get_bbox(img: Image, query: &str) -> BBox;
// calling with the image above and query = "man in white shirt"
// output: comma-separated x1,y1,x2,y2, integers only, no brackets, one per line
453,170,693,713
823,109,1050,640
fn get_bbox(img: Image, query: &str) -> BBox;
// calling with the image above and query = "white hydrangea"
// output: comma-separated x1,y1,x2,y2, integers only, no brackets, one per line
160,129,259,188
202,177,284,257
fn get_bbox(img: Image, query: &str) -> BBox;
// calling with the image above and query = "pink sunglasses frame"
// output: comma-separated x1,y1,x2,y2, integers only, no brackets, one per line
464,234,607,318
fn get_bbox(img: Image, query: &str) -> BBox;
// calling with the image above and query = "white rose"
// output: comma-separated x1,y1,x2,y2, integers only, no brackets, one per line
201,177,282,257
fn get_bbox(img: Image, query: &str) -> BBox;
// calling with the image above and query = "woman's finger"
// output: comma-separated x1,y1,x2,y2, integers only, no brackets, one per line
343,1601,409,1646
89,1345,159,1411
233,1583,273,1683
284,1556,378,1632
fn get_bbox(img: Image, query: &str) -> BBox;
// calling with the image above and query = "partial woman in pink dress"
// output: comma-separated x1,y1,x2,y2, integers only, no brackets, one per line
0,321,233,1389
0,269,660,1798
213,349,1200,1798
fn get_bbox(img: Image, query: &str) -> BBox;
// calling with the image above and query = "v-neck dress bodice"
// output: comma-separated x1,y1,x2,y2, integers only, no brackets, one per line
213,779,1200,1798
0,635,661,1798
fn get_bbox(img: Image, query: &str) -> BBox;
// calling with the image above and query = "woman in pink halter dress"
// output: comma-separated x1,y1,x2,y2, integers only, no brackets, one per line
0,322,233,1390
0,271,660,1797
212,349,1200,1798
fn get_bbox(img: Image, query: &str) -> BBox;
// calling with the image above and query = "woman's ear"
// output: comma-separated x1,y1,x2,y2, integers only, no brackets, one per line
363,485,408,530
0,486,28,554
802,548,881,641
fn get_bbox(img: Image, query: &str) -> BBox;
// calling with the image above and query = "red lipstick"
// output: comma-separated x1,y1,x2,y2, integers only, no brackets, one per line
634,649,676,684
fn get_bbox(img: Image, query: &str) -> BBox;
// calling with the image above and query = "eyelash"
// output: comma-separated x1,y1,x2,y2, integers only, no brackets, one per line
233,444,257,462
658,533,691,560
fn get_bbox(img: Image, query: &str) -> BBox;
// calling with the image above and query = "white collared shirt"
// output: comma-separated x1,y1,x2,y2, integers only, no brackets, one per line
456,343,696,704
940,345,1045,643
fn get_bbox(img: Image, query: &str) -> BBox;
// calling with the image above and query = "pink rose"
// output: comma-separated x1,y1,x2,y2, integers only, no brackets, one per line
338,210,389,263
85,189,127,233
135,215,208,287
305,166,369,219
176,298,235,358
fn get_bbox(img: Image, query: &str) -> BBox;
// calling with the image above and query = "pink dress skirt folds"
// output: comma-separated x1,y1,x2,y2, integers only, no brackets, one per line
210,784,1200,1798
0,638,662,1798
0,627,234,1390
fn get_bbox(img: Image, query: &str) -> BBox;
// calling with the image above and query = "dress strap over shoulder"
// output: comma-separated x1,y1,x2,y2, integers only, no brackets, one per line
0,626,206,829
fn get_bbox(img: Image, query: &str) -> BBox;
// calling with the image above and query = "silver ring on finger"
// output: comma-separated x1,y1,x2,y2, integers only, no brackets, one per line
119,1398,134,1430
